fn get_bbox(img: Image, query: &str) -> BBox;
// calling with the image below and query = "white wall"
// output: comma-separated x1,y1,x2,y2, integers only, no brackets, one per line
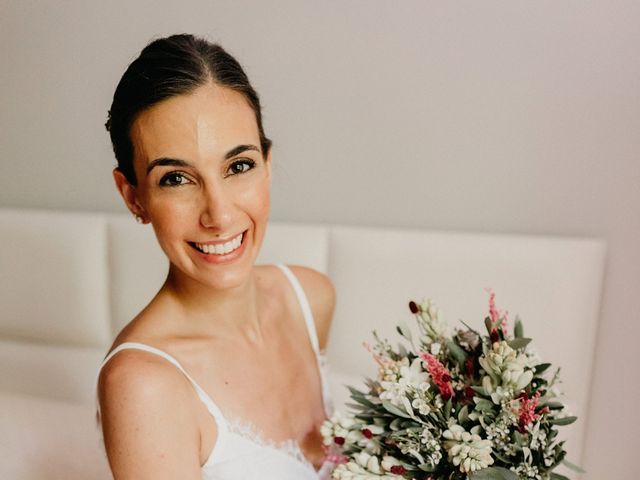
1,1,638,477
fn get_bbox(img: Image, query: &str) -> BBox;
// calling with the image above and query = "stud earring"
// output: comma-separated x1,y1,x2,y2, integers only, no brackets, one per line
135,215,143,224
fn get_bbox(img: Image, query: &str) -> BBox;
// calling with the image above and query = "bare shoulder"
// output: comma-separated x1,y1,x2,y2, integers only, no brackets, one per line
98,349,203,478
287,265,336,350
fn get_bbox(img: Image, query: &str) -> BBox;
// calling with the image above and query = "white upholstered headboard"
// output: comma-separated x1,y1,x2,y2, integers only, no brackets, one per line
0,207,605,476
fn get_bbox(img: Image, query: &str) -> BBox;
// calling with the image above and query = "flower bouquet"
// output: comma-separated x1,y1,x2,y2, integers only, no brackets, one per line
321,291,581,480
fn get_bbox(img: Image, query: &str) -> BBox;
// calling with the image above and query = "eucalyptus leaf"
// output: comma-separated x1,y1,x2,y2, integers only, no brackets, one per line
444,398,452,419
534,363,552,374
389,418,404,431
550,473,571,480
417,463,436,472
507,337,532,350
474,399,494,412
469,466,519,480
548,416,577,426
562,459,585,473
484,316,493,335
457,404,469,424
471,385,488,396
397,321,413,342
382,400,412,419
446,340,468,365
514,316,524,338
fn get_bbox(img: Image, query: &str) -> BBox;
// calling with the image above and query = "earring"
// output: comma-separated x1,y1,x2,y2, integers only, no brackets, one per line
134,215,143,224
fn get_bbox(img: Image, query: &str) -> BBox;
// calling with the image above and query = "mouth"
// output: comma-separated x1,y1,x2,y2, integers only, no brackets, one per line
189,230,246,256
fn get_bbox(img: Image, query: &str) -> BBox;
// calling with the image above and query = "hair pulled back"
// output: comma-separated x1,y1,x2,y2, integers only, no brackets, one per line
106,34,272,185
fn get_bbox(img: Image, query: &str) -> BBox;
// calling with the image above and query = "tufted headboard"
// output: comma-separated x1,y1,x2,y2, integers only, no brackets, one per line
0,207,605,478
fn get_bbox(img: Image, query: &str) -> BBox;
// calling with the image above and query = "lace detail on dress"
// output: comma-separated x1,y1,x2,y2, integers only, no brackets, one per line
225,415,318,473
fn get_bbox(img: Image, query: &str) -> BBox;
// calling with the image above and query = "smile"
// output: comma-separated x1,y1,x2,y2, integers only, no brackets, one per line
191,232,245,255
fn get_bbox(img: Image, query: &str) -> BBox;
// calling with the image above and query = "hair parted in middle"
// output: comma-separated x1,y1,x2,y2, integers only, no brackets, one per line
106,34,272,185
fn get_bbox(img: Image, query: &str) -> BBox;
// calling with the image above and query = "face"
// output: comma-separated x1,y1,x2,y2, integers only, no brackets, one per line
114,83,271,290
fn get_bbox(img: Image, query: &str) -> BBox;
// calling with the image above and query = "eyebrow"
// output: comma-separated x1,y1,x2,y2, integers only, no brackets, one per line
224,144,260,160
146,144,261,174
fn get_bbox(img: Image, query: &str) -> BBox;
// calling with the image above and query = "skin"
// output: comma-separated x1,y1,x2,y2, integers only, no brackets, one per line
98,83,336,479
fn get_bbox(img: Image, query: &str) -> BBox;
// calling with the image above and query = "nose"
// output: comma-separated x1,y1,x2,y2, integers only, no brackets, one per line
199,182,235,232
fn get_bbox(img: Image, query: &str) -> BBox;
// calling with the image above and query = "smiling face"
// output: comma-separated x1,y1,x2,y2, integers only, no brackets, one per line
114,83,271,291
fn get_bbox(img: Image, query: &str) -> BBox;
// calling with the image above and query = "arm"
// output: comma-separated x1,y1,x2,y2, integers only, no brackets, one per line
97,351,206,479
288,265,336,350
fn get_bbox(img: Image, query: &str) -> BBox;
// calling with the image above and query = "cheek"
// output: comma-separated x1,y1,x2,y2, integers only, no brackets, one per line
145,194,198,251
238,177,270,249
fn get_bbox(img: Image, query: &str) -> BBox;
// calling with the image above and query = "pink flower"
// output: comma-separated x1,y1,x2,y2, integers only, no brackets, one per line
485,288,509,335
323,446,349,464
517,391,546,432
419,352,454,400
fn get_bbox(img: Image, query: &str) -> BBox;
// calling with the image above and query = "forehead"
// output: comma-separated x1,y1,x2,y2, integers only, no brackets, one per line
130,83,260,164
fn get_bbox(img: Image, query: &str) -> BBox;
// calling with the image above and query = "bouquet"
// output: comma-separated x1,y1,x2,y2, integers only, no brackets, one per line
321,291,580,480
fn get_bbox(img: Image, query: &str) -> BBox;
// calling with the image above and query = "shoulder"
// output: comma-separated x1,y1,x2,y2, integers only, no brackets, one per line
97,349,203,477
286,265,336,350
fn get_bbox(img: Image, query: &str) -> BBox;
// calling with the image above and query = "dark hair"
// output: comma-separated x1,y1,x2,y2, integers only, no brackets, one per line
105,34,272,185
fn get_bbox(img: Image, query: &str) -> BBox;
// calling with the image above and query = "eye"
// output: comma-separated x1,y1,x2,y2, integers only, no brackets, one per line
227,159,256,176
159,171,192,187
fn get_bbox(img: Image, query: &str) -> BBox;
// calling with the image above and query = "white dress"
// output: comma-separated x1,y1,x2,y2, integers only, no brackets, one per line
97,264,334,480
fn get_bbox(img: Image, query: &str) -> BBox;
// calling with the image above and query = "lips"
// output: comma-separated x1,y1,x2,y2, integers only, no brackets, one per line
190,231,245,255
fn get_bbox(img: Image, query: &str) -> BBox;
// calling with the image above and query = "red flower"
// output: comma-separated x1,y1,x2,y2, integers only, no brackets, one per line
334,436,345,445
409,301,419,314
361,428,373,439
390,465,406,475
419,352,454,401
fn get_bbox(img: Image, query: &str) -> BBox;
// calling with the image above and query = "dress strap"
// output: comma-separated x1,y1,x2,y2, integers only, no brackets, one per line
97,342,227,429
275,264,320,355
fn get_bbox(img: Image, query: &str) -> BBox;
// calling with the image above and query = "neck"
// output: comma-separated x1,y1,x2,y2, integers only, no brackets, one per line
159,264,265,342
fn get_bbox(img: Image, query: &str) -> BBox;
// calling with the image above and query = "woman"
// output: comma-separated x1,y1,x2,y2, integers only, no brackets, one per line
97,34,336,480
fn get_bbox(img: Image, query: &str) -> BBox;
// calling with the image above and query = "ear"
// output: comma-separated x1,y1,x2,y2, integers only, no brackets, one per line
112,168,147,223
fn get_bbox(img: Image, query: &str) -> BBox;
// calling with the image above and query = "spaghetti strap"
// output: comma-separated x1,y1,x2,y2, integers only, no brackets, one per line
275,264,320,354
275,264,333,418
97,342,228,429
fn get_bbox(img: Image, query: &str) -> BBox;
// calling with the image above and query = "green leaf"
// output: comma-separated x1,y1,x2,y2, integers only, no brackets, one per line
539,401,564,410
457,404,469,424
550,473,571,480
471,385,488,396
469,466,519,480
443,398,452,419
484,316,493,335
549,415,578,426
507,337,532,350
514,316,524,338
382,400,412,419
446,340,468,365
417,463,436,472
396,321,413,342
513,430,526,447
474,399,494,412
562,459,586,473
534,363,552,374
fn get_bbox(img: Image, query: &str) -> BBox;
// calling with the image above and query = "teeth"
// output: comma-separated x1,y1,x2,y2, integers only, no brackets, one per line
195,232,244,255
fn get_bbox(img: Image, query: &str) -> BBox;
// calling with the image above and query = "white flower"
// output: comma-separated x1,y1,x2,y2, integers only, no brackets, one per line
417,299,448,341
430,342,442,356
442,424,494,474
332,452,402,479
380,358,428,413
321,411,358,446
479,341,533,392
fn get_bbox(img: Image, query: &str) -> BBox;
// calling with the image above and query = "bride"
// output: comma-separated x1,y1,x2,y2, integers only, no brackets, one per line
97,34,336,479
